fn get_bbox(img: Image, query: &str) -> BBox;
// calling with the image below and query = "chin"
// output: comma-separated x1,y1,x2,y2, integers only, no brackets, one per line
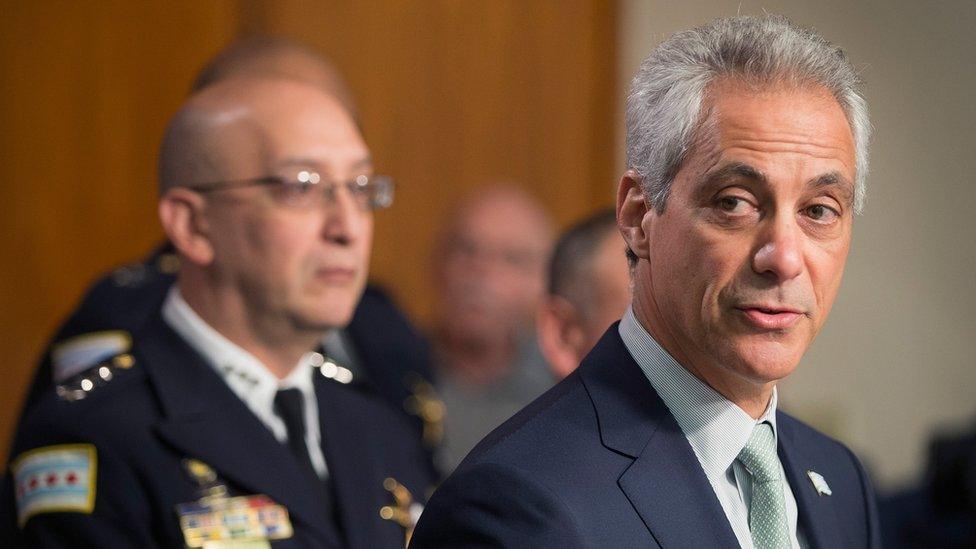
293,294,360,331
720,338,803,385
295,311,355,332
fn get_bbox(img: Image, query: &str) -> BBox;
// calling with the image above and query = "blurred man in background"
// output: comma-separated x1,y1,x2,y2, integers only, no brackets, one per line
14,38,441,450
430,184,555,471
880,422,976,547
3,77,434,547
537,208,630,379
192,37,358,116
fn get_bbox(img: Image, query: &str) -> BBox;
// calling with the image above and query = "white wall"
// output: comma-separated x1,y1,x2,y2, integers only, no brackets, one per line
617,0,976,490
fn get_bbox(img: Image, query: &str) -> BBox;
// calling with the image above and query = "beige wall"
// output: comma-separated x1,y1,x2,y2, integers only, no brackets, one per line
618,0,976,489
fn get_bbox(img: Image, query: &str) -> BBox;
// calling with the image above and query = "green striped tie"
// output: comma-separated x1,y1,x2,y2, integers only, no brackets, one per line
738,422,790,549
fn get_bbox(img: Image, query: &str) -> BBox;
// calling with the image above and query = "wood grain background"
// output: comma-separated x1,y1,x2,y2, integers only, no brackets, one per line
0,1,617,460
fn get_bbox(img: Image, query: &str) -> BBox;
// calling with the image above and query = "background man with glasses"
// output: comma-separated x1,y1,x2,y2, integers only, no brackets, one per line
1,77,434,547
13,38,442,460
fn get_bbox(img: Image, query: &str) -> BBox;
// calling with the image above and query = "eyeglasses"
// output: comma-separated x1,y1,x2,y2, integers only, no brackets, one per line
183,170,395,211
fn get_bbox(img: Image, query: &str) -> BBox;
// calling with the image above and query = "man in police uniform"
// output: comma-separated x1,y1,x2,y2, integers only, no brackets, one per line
2,77,433,547
18,38,442,450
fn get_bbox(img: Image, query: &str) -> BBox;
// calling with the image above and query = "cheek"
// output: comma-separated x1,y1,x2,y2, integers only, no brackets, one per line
241,216,314,277
807,245,849,316
356,220,374,267
667,230,747,320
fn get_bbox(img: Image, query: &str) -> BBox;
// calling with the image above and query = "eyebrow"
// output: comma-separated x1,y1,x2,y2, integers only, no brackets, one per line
807,172,855,206
702,162,855,206
702,162,767,186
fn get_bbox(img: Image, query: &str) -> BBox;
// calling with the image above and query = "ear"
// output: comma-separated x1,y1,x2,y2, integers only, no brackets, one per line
616,170,651,261
158,188,214,266
536,296,586,380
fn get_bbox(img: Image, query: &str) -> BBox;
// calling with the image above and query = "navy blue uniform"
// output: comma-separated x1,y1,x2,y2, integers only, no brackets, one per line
2,312,435,548
411,326,881,548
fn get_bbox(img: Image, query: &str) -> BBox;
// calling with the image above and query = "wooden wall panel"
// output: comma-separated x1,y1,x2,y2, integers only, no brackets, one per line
0,1,616,460
0,1,240,460
253,0,618,322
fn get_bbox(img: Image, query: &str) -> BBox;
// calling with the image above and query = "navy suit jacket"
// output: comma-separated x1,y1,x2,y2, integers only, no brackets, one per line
2,312,434,548
411,325,881,548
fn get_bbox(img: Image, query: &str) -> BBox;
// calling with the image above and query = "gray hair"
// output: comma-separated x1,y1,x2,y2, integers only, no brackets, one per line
626,14,870,213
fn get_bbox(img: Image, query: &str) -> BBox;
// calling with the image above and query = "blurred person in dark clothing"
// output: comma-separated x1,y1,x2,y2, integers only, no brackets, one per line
880,424,976,548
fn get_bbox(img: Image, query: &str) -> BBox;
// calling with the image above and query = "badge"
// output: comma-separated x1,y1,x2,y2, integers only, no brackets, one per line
12,444,97,527
183,458,228,500
806,470,832,496
379,477,423,547
176,494,292,548
403,374,445,448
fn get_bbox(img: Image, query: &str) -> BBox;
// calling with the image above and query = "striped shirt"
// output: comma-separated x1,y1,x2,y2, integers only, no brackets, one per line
619,306,806,548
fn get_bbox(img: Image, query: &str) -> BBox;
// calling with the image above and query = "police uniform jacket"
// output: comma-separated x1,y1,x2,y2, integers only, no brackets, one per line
3,311,434,548
22,245,437,439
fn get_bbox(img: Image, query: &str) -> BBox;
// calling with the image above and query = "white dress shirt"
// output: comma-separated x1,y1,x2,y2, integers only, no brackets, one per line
162,286,328,479
618,307,806,549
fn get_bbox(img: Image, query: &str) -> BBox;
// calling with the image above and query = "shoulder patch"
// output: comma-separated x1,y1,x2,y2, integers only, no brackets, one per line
12,444,97,527
51,331,131,382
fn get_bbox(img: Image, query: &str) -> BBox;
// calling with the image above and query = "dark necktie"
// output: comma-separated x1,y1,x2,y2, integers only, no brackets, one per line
273,388,319,481
273,388,342,539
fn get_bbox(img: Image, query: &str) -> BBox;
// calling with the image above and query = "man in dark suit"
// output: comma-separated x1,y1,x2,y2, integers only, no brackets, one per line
412,15,880,548
3,77,434,547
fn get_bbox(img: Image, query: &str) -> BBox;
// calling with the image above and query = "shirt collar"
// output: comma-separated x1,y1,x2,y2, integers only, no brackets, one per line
161,285,317,404
618,306,778,482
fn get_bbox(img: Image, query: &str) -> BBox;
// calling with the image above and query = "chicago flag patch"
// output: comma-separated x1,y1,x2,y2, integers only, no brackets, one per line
12,444,97,526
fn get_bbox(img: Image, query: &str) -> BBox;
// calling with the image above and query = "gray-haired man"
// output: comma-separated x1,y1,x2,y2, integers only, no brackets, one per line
412,15,880,548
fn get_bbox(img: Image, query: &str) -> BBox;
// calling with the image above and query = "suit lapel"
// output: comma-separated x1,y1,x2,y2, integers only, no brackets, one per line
579,327,739,548
777,415,843,549
315,376,390,549
139,314,342,548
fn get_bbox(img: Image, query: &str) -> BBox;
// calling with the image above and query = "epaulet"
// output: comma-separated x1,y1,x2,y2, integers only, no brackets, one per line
51,330,132,383
109,252,180,288
51,330,135,402
308,351,355,385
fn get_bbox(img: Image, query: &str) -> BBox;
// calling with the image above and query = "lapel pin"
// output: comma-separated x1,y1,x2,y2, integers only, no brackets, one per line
806,470,832,496
182,458,227,500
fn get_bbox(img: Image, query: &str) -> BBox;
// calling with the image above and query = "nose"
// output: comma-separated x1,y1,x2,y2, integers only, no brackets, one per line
752,213,804,282
321,185,369,246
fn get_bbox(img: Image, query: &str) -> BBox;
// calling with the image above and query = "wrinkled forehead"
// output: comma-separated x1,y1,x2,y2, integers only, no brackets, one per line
691,80,857,183
701,79,855,151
